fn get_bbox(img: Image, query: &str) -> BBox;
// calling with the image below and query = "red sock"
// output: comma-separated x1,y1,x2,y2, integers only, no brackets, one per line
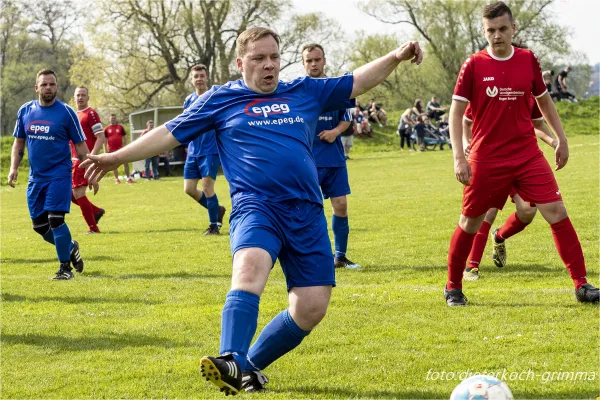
497,212,529,240
77,196,99,232
550,217,587,289
468,221,492,267
71,193,79,205
447,226,476,290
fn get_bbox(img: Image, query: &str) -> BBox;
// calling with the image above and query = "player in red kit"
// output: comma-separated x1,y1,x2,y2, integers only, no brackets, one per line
71,87,106,233
445,1,598,306
104,114,134,184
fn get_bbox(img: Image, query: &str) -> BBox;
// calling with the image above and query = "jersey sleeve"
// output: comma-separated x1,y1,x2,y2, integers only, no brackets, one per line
304,74,355,113
453,57,474,102
65,105,86,144
463,104,473,122
530,51,547,98
120,125,126,136
166,86,219,145
88,109,103,134
340,108,352,122
531,102,543,120
12,105,27,139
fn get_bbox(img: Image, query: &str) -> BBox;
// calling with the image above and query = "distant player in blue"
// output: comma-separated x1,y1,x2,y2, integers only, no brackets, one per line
82,28,422,395
302,43,361,270
183,64,226,235
8,69,87,280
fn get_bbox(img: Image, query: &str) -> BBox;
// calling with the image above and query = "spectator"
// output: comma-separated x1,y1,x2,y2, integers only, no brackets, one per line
352,108,370,138
140,120,159,180
361,110,373,137
412,98,426,120
159,151,171,177
555,66,577,102
438,113,449,141
340,120,354,160
413,115,427,152
426,95,446,121
397,107,414,151
367,98,388,127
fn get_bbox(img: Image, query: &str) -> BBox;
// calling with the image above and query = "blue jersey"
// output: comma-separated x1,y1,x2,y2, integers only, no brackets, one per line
166,74,354,205
313,108,352,168
13,100,85,182
184,93,219,157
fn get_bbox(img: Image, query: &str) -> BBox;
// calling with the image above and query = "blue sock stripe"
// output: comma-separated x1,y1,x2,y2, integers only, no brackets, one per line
207,194,219,226
332,215,350,258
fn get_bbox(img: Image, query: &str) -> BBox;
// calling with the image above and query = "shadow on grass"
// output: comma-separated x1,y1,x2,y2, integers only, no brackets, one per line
118,272,229,280
285,386,447,399
1,293,158,304
3,255,123,264
101,228,230,235
1,332,190,351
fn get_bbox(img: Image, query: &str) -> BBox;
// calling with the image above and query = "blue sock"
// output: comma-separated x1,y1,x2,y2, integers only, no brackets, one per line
220,290,260,370
198,192,207,208
42,229,55,245
246,309,310,372
332,215,349,259
51,224,72,263
207,194,219,227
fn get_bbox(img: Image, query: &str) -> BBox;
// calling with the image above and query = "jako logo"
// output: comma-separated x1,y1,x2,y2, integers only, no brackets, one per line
244,98,291,117
483,76,494,82
27,120,52,134
486,86,498,97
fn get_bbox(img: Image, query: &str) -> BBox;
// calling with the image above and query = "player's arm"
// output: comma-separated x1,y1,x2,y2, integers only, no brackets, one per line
351,41,422,98
449,100,471,185
81,125,180,184
91,130,105,155
7,137,26,187
536,93,568,170
73,141,91,162
462,117,473,155
533,120,557,149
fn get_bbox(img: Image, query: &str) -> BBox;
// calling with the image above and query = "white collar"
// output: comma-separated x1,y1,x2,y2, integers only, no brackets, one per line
487,45,514,61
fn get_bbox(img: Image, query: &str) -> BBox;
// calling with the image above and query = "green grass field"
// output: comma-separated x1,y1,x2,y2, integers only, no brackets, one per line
1,132,599,399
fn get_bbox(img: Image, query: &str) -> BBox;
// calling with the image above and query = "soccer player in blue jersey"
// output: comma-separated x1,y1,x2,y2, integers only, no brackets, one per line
302,43,361,270
183,64,226,235
82,27,422,395
8,69,87,280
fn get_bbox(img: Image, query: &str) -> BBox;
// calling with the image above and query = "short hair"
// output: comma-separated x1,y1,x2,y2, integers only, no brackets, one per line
147,120,154,125
36,69,56,80
191,64,207,73
110,113,116,117
483,1,513,22
301,43,325,61
75,86,89,93
236,27,280,58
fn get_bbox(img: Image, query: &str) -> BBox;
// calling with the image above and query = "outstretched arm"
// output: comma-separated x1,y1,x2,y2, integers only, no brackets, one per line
351,41,422,98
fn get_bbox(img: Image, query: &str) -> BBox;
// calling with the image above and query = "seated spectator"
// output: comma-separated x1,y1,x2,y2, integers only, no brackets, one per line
438,114,449,140
353,107,371,138
555,66,577,102
413,115,427,152
367,98,388,127
412,98,426,121
355,98,367,112
426,95,446,121
397,108,414,151
362,110,373,137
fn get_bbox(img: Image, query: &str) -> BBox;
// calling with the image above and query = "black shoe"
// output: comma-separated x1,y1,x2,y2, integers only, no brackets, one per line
203,225,220,236
334,256,361,269
217,206,227,228
444,288,467,306
200,354,242,396
575,283,600,303
52,262,74,280
94,209,105,224
70,240,84,273
491,228,506,268
241,370,269,393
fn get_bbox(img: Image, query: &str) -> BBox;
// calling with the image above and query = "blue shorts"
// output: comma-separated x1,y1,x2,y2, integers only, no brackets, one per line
184,155,220,180
317,167,351,199
229,195,335,291
26,178,71,219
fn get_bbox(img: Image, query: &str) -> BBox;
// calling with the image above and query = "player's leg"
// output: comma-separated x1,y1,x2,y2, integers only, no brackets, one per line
464,208,498,280
123,162,134,183
112,168,120,183
151,156,160,179
201,155,225,235
144,158,151,180
516,153,598,302
72,179,100,233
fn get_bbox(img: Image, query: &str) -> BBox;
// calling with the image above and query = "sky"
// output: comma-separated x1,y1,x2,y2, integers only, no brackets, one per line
290,0,600,65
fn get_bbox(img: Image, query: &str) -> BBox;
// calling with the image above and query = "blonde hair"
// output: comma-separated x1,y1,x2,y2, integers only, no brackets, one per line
236,27,280,58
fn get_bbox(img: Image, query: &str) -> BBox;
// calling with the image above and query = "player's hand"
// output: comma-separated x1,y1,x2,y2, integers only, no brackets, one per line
554,141,569,171
454,157,471,186
318,130,338,143
7,169,18,187
81,153,121,184
89,182,100,195
395,41,423,65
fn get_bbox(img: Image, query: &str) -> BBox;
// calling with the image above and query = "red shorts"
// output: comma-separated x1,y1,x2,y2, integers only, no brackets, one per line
72,159,88,188
107,144,122,153
462,152,561,217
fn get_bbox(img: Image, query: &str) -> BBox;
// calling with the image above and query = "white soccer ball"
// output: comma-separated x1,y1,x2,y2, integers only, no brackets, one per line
450,375,513,400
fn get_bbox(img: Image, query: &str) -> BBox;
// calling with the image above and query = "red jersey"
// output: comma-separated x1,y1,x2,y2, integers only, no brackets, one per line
71,107,103,159
453,46,546,162
464,95,543,122
105,124,126,151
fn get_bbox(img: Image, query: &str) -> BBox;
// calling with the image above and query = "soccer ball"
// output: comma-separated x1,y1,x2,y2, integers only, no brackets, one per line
450,375,513,400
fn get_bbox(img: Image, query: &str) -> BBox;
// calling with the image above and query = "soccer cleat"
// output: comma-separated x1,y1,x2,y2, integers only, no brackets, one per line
115,178,121,184
126,177,135,184
94,208,105,224
217,206,227,228
203,225,220,236
463,267,480,281
70,240,84,273
444,288,468,306
52,262,74,280
241,370,269,393
85,230,100,235
200,354,242,396
575,283,600,303
491,228,506,268
334,256,361,269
